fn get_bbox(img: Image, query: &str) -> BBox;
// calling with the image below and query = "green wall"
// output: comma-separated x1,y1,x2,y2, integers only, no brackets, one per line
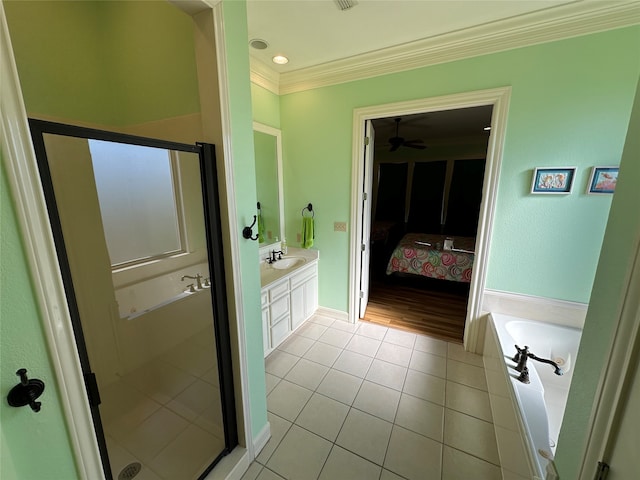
555,77,640,478
1,159,79,478
251,83,281,128
279,26,640,311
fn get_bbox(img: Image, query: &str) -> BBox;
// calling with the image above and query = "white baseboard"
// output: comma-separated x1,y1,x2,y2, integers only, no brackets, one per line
482,289,587,330
203,446,249,480
253,421,271,457
315,306,349,323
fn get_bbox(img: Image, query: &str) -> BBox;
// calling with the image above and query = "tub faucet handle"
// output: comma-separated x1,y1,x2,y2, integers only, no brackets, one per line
514,345,530,371
517,366,530,384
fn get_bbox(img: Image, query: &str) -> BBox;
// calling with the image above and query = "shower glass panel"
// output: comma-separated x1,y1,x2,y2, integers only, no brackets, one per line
29,120,236,480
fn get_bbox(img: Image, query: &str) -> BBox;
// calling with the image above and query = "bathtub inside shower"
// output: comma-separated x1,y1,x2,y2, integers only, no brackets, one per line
483,312,582,479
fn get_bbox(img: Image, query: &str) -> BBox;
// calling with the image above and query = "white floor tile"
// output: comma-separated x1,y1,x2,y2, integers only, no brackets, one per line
447,359,488,391
105,435,140,478
266,380,313,421
356,322,388,340
445,381,493,422
278,334,315,357
384,425,442,480
265,373,280,395
409,350,447,378
444,409,500,465
284,358,329,390
319,446,382,480
335,409,392,465
333,349,374,378
395,393,444,442
345,334,381,357
120,407,190,463
309,314,335,327
121,362,198,405
414,335,448,357
331,319,361,333
256,413,292,464
403,369,446,406
380,469,405,480
267,425,332,480
383,329,416,349
295,393,349,442
296,322,328,340
149,424,222,479
447,342,484,367
442,445,502,480
240,462,263,480
303,341,342,367
375,342,412,367
166,379,220,423
365,359,408,391
352,381,401,422
265,350,300,378
256,468,285,480
317,370,363,405
318,328,354,348
160,343,216,377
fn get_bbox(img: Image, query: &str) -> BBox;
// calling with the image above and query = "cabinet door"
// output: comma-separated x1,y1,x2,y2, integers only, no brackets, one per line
303,277,318,319
291,284,305,330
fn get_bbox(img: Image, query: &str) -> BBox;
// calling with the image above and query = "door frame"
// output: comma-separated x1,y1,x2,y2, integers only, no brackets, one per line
1,1,254,478
348,87,511,352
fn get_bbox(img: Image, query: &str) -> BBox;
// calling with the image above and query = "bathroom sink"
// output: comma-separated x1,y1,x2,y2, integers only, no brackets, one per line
271,256,305,270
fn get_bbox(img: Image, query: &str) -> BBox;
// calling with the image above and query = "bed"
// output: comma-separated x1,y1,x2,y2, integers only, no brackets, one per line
385,233,475,283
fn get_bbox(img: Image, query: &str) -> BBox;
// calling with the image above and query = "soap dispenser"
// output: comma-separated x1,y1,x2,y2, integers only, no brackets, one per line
282,238,288,255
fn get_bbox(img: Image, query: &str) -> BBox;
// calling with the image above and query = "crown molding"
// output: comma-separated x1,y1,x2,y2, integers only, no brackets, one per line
249,57,280,94
249,1,640,96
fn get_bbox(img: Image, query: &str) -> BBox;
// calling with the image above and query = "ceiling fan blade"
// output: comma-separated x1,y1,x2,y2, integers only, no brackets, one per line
405,139,424,144
389,143,401,152
406,144,426,150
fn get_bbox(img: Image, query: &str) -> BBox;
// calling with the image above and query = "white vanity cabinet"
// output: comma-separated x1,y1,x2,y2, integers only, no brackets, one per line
261,261,318,356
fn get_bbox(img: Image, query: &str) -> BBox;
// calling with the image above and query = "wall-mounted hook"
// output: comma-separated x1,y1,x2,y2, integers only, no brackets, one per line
242,215,259,241
7,368,45,412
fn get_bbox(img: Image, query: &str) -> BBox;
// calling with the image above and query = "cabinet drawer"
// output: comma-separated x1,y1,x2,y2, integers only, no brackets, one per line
261,292,268,308
290,263,318,288
269,295,289,324
269,280,289,301
271,315,290,346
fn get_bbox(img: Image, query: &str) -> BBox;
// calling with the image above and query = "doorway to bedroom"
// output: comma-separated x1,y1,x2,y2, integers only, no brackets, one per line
349,87,511,351
363,106,492,342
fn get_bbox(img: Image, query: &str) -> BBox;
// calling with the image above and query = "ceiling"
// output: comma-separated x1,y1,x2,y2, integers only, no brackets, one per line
246,0,639,93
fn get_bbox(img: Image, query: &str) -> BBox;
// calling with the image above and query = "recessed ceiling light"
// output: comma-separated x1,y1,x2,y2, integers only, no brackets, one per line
272,55,289,65
483,126,491,131
249,38,269,50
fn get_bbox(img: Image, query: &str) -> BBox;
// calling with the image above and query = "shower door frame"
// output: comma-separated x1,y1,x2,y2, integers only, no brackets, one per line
28,119,238,480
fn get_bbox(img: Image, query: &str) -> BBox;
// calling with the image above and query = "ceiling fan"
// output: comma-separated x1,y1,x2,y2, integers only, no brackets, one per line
388,117,426,152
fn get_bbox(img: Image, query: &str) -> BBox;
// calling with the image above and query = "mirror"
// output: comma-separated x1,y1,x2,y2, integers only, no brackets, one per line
253,122,284,248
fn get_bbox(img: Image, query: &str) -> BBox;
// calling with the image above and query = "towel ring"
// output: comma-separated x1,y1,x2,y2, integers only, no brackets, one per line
302,203,314,218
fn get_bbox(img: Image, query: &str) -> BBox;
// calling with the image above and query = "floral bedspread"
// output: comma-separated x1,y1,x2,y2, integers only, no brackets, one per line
385,233,475,283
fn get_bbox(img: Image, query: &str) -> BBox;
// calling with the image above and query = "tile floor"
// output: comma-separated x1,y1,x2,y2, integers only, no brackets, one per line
242,314,501,480
99,328,226,480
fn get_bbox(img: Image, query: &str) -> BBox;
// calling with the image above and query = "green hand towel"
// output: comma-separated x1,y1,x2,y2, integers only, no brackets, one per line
257,214,265,243
302,216,314,248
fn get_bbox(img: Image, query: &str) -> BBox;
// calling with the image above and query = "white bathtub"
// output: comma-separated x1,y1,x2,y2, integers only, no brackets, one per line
484,313,582,479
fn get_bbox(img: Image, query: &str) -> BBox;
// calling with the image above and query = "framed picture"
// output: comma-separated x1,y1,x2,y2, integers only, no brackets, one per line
531,167,576,194
587,166,619,194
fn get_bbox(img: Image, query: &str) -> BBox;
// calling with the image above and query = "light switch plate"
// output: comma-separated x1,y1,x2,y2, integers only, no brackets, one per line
334,222,347,232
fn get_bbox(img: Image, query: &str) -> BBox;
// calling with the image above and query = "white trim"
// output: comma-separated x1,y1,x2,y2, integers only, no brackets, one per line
1,3,104,478
315,306,349,323
252,421,271,457
249,57,280,95
202,446,250,480
348,87,511,352
577,239,640,480
251,1,640,95
483,289,588,330
211,1,256,459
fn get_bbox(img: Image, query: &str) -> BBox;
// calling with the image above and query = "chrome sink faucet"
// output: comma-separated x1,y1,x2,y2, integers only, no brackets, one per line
513,345,564,384
181,274,203,289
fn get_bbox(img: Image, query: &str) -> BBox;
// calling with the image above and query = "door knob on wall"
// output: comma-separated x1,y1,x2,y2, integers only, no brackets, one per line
7,368,45,412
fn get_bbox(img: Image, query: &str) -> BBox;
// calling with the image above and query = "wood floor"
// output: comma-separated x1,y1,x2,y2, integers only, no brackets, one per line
361,278,468,343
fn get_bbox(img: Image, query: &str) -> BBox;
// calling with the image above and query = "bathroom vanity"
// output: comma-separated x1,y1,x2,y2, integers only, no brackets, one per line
260,248,318,356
